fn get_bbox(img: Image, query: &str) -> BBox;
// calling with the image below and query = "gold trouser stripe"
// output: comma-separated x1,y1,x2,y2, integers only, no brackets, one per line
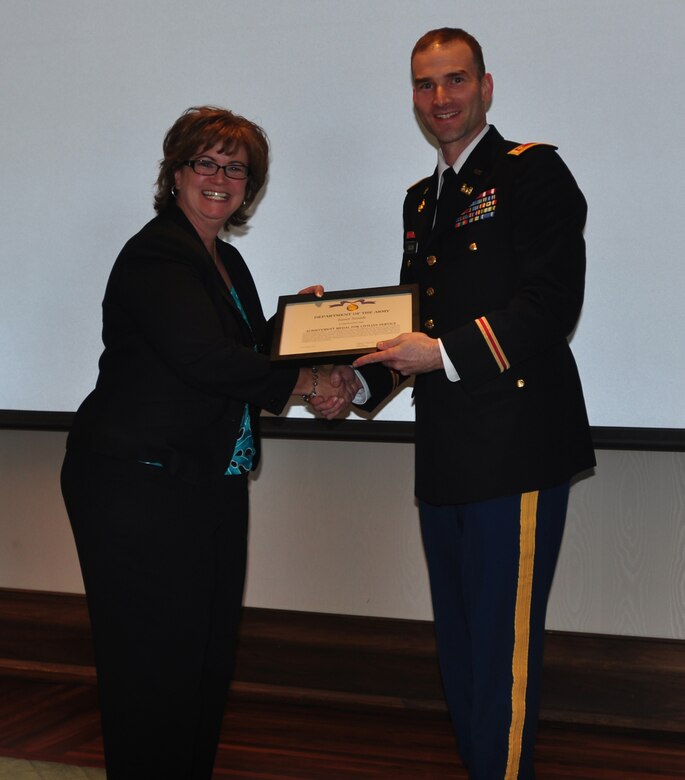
505,490,538,780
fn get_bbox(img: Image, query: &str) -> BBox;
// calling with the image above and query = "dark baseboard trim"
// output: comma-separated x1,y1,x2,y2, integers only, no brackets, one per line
0,588,683,733
0,410,75,432
2,410,685,451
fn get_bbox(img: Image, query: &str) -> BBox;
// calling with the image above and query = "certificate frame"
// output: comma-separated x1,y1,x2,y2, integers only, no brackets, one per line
271,284,419,363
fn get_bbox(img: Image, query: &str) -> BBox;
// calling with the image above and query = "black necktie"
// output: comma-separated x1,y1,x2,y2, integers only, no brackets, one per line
434,167,459,234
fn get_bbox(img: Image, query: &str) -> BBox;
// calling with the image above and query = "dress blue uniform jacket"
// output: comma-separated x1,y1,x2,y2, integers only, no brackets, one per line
359,126,595,504
67,202,298,483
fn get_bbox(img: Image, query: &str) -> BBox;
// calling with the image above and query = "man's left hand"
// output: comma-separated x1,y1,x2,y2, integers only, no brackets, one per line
298,285,324,297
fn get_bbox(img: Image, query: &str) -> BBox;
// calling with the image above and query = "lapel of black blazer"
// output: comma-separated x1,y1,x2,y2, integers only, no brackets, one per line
164,203,253,342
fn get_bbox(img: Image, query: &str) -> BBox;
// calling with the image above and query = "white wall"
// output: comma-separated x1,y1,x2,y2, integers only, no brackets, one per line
1,0,685,428
2,429,684,640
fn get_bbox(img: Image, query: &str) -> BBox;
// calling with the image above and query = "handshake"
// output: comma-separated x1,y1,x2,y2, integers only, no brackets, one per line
289,285,363,420
293,364,362,420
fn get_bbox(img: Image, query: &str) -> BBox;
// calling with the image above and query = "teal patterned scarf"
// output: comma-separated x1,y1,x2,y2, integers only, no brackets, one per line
225,287,256,475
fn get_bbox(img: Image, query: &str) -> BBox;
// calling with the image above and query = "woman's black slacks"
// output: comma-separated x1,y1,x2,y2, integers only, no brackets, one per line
61,449,248,779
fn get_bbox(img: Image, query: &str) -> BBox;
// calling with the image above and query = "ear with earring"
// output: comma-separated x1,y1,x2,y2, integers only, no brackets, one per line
171,185,178,197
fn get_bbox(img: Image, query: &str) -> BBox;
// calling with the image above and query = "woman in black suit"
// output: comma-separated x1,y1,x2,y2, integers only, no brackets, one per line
61,106,356,779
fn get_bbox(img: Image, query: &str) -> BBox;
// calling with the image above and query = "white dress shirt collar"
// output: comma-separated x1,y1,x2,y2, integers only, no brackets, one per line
436,124,490,195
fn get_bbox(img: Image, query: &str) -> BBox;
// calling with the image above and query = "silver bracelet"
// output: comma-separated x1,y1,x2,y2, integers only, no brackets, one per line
302,366,319,403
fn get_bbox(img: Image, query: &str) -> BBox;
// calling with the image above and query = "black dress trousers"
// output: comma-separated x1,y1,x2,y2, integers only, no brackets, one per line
61,449,249,780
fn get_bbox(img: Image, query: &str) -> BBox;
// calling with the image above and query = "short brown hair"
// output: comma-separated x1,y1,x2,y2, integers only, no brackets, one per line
154,106,269,230
411,28,486,80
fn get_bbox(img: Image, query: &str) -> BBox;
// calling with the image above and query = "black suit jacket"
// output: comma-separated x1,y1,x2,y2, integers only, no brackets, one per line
360,127,595,504
67,203,298,483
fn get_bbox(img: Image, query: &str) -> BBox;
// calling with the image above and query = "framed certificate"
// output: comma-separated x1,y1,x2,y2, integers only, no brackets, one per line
271,284,418,363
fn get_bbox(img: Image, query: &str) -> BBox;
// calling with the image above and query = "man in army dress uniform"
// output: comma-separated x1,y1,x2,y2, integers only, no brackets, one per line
352,28,595,779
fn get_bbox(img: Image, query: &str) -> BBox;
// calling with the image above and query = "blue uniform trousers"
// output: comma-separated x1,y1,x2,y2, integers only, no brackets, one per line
419,483,569,779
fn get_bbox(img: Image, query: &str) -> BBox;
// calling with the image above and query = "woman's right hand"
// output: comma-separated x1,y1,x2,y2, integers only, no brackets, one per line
294,365,360,419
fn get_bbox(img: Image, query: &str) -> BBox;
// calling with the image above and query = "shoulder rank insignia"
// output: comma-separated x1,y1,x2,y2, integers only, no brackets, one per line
507,142,558,156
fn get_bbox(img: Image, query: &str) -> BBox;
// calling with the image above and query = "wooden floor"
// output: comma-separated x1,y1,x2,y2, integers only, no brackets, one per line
0,677,684,779
1,591,684,778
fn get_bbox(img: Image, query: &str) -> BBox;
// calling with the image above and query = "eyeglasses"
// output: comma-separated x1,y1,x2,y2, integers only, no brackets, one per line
185,158,249,180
